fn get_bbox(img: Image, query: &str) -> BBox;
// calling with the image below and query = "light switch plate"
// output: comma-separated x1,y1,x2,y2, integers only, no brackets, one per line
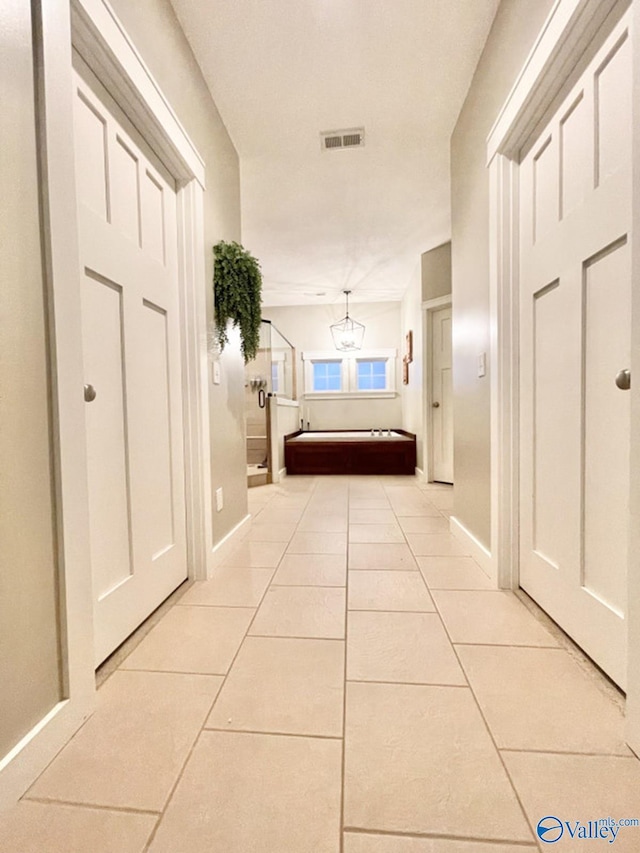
213,362,221,385
215,487,224,512
478,352,486,378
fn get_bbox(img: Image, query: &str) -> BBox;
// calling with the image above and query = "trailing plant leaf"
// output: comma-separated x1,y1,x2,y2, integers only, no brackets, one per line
213,240,263,363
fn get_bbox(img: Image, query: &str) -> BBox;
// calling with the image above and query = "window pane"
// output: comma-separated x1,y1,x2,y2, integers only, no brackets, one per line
357,359,387,391
313,360,341,392
271,362,279,392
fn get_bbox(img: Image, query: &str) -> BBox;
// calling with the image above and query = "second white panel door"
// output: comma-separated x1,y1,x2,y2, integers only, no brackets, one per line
518,15,632,688
431,305,453,484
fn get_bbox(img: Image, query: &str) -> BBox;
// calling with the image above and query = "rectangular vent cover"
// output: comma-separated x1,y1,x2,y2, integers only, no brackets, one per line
321,127,365,151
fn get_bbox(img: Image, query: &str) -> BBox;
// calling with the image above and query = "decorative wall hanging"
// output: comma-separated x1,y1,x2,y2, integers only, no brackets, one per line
213,240,263,363
405,330,413,363
402,357,410,385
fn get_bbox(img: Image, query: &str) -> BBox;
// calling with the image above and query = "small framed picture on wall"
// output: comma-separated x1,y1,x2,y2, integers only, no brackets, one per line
405,330,413,363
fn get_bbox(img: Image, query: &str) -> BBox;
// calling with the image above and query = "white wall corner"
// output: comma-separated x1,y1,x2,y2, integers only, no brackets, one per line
449,515,494,581
210,513,252,573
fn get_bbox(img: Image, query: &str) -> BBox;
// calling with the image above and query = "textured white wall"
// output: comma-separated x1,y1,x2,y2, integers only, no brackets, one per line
450,0,556,548
0,0,62,758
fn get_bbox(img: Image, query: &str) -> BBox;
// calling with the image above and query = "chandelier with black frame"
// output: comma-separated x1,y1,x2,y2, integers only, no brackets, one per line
330,289,365,352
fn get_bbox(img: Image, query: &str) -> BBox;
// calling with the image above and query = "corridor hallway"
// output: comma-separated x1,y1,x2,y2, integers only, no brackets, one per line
2,476,639,851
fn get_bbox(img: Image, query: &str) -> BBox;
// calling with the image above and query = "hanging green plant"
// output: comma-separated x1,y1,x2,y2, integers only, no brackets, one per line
213,240,263,363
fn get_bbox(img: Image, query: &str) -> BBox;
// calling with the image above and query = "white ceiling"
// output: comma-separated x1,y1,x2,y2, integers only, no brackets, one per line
170,0,500,307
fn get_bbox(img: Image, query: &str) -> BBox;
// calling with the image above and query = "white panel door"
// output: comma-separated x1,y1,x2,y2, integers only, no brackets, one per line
519,15,632,687
72,70,187,665
431,306,454,483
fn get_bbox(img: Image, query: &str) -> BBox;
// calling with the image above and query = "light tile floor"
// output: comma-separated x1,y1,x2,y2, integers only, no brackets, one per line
2,475,640,852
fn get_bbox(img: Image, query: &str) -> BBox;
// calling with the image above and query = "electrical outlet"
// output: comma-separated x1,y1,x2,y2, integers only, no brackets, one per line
215,487,224,512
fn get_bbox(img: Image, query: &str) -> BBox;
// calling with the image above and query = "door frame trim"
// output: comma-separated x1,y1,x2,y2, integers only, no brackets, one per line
0,0,97,812
0,0,212,809
70,0,213,582
488,0,637,745
422,296,452,484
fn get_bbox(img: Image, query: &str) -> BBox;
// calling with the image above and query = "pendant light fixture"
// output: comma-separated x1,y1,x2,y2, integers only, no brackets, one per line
330,290,365,351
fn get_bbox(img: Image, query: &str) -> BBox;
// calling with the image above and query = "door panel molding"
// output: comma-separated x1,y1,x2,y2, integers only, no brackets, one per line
70,0,205,188
488,0,638,747
487,0,629,162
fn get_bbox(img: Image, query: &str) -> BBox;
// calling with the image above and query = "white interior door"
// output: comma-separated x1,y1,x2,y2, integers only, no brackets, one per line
72,66,187,665
431,306,454,483
519,14,632,688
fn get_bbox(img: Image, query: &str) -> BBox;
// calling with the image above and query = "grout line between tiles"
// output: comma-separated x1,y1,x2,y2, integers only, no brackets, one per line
22,796,162,817
270,583,346,588
452,641,569,649
22,702,99,801
348,567,420,572
174,602,264,609
141,488,294,853
202,727,342,741
425,586,494,591
248,633,345,641
268,583,345,589
427,586,538,844
347,678,469,688
117,667,228,676
347,608,438,615
339,478,354,853
343,826,537,847
499,747,637,759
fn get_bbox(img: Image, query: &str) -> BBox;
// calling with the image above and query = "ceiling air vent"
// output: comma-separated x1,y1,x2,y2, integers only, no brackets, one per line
321,127,365,151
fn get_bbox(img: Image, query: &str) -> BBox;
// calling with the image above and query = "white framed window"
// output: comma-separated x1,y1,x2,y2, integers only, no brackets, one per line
312,360,342,391
355,358,388,391
302,349,396,399
270,350,291,397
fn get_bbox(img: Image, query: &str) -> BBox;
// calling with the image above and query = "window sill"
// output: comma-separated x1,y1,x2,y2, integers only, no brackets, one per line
303,391,398,400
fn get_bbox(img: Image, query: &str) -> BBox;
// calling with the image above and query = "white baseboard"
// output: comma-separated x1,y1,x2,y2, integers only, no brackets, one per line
415,466,424,479
210,513,251,572
449,515,494,581
279,467,287,480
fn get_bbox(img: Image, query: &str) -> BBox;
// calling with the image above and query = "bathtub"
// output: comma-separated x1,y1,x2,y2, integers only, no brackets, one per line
284,429,416,475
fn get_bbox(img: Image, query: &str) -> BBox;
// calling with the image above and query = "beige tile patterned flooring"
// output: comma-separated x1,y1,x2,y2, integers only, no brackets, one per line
2,475,640,852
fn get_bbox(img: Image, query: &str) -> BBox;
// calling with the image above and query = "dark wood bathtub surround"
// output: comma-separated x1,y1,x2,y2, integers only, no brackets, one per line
284,429,417,476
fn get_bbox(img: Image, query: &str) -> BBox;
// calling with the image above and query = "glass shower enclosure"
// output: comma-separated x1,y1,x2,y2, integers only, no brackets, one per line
244,320,296,486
